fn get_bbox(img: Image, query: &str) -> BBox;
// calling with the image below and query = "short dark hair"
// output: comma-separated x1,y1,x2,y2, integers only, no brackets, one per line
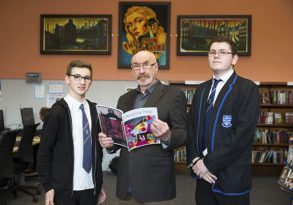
208,36,238,55
66,60,93,76
39,107,50,122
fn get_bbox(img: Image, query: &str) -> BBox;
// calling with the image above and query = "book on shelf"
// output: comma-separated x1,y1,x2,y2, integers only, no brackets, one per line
285,112,293,124
260,91,271,104
96,105,160,151
274,112,283,124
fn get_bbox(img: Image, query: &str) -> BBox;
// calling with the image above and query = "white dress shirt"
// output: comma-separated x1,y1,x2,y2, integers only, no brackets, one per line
210,68,234,105
64,94,94,191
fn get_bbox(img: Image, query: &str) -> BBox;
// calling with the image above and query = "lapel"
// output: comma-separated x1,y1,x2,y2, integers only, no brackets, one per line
200,79,213,121
213,71,237,111
123,89,137,111
144,81,165,107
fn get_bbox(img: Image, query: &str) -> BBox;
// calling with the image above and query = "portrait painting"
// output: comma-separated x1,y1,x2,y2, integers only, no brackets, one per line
177,15,251,56
118,2,171,69
40,14,112,55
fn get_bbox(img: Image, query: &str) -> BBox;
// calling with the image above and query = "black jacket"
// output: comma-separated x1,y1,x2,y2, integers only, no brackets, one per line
186,72,260,195
37,98,103,194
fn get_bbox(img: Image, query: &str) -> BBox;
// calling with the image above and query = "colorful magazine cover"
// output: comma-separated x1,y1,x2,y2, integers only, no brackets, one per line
278,136,293,193
278,166,293,193
96,105,126,147
96,105,160,151
122,107,160,151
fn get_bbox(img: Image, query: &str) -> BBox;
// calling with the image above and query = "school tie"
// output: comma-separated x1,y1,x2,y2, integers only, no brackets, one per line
80,104,92,173
202,78,221,153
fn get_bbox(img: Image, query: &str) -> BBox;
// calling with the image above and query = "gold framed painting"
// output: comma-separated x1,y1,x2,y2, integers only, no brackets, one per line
177,15,252,56
40,14,112,55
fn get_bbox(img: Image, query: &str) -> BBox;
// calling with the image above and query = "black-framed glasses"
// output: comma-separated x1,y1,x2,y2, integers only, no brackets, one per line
68,74,92,82
131,62,157,71
208,50,233,57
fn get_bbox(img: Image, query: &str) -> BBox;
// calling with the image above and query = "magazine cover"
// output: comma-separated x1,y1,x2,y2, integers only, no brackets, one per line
278,166,293,193
122,107,160,151
278,136,293,193
96,105,126,147
287,136,293,167
97,105,160,151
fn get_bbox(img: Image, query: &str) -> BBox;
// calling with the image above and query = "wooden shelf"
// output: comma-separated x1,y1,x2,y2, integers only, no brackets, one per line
252,143,288,147
251,164,284,175
261,104,293,108
257,124,293,128
174,163,189,174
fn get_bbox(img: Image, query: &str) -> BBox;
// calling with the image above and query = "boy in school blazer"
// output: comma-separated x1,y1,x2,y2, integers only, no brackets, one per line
186,37,260,205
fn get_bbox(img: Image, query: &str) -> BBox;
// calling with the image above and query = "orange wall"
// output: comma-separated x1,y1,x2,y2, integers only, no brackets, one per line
0,0,292,82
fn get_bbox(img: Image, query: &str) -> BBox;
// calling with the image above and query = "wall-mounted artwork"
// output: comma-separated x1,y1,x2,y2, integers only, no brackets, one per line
40,14,112,55
118,2,171,69
177,15,251,56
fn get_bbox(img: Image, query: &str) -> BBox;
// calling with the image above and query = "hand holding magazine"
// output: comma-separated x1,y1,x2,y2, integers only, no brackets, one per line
96,105,160,151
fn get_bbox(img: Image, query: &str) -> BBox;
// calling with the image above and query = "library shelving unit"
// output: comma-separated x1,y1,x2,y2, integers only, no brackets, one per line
170,81,293,176
169,81,200,174
253,82,293,175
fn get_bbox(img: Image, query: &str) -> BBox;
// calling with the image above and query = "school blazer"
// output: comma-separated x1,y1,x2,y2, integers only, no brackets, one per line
115,81,187,202
187,71,260,195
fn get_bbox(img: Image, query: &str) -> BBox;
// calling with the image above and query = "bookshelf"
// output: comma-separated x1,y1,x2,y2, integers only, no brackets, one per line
170,81,293,176
253,82,293,175
170,81,200,174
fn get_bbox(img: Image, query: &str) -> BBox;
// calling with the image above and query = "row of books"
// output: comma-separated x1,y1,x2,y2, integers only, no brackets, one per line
278,136,293,193
260,90,293,105
254,129,293,145
174,147,186,163
252,149,287,164
259,112,293,124
182,89,195,105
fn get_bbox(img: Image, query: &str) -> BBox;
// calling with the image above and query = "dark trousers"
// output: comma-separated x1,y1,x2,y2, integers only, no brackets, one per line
55,189,97,205
195,179,250,205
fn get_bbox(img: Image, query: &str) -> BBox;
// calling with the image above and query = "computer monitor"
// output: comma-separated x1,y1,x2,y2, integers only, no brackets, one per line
0,110,4,131
20,107,35,126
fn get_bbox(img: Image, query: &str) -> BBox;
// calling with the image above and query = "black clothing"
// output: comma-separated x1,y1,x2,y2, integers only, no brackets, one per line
37,98,103,195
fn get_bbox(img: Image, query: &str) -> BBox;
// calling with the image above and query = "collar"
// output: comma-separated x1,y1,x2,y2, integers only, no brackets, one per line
213,68,234,83
65,94,87,109
136,80,158,95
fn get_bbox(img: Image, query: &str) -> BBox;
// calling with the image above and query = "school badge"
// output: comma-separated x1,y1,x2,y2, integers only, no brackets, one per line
222,115,232,128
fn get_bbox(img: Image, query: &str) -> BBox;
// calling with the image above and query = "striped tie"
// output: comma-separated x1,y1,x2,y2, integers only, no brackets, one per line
80,104,92,173
201,78,221,153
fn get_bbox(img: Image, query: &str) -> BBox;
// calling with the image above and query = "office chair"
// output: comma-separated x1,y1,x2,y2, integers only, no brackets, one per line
13,124,40,203
0,129,20,205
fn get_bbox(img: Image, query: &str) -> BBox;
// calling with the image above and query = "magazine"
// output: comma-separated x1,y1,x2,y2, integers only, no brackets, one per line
96,105,160,151
278,136,293,193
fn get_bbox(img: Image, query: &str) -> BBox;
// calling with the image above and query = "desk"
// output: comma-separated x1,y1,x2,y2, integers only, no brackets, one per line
13,136,40,153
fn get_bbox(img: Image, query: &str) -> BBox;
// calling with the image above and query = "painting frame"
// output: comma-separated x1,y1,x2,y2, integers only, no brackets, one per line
40,14,112,55
118,1,171,69
177,15,252,56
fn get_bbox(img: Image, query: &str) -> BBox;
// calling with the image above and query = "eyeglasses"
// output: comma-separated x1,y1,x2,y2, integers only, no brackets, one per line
68,74,92,82
208,50,233,57
131,62,157,71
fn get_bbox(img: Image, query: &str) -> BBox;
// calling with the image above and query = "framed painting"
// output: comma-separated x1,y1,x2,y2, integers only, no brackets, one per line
40,14,112,55
177,15,251,56
118,2,171,69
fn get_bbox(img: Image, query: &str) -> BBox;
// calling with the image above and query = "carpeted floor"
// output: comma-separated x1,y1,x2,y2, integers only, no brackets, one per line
3,172,292,205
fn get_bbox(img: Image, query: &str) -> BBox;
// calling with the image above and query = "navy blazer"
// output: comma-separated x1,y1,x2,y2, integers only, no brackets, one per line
187,72,260,195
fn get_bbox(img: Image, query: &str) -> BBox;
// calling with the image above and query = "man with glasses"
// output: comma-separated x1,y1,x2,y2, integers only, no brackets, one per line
99,50,187,204
186,36,260,205
37,60,106,205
